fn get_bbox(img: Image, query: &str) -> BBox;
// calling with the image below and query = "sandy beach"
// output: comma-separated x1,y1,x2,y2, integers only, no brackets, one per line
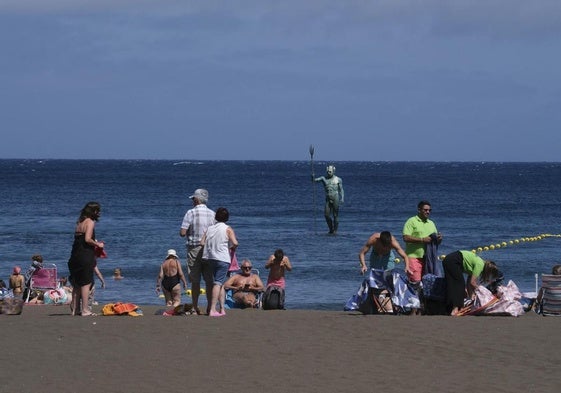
2,305,560,393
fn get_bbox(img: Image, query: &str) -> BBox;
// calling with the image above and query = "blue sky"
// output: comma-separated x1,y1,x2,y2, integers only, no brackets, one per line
1,1,560,161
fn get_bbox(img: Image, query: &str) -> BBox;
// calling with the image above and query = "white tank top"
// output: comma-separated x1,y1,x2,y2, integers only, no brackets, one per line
203,222,231,263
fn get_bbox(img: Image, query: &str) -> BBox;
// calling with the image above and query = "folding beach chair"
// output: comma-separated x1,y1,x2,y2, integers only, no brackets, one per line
365,269,394,314
538,274,561,316
23,263,58,303
225,268,263,309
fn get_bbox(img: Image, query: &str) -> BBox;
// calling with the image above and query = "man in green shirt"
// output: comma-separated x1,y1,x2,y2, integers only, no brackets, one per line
402,200,443,283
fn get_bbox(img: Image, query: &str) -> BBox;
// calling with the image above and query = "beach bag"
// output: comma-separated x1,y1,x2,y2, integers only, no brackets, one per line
263,285,285,310
43,288,68,305
0,298,24,315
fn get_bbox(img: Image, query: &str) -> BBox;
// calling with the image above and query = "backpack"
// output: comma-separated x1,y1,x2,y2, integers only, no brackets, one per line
263,285,285,310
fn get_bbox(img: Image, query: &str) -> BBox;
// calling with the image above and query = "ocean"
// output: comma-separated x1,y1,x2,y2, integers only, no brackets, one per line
1,159,560,310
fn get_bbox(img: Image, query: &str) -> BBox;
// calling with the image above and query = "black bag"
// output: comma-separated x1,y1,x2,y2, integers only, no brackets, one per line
263,285,285,310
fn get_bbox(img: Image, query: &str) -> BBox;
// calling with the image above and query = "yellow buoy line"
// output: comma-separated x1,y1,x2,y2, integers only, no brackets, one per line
159,288,207,298
464,233,561,258
391,233,561,263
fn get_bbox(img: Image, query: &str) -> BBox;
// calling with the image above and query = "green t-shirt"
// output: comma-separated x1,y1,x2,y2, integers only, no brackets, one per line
402,215,438,258
460,250,485,276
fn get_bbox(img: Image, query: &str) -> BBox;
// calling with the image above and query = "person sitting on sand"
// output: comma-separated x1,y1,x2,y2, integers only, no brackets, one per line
27,290,45,304
223,259,264,308
113,268,124,280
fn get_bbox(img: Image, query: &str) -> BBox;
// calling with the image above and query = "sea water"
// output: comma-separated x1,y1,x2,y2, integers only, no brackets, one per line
1,159,560,309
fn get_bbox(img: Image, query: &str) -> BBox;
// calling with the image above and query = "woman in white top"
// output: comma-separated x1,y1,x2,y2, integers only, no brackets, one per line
202,207,238,317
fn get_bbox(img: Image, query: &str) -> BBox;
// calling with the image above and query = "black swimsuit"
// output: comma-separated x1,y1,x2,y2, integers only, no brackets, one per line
161,260,181,291
162,273,180,291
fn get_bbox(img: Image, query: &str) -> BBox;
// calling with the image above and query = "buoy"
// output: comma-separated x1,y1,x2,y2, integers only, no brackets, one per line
200,288,206,295
158,294,164,298
186,289,192,297
467,233,561,254
394,258,401,263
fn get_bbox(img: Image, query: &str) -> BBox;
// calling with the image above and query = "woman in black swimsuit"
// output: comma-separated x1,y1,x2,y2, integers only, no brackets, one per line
68,201,104,316
156,249,188,307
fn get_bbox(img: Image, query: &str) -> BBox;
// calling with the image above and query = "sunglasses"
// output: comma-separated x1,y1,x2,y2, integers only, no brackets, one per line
241,266,252,270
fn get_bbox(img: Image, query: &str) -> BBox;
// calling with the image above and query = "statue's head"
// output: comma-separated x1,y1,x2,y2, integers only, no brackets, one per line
326,165,335,177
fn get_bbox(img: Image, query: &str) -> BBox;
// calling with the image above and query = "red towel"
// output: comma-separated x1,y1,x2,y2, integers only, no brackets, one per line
95,245,107,258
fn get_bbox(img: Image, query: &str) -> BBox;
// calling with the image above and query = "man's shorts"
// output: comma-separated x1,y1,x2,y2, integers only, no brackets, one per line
187,245,212,285
407,257,424,283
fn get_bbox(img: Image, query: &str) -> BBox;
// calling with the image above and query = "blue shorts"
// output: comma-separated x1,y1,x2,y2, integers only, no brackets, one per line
208,259,229,285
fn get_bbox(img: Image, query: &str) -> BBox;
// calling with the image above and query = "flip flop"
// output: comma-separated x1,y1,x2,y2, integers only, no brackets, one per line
81,312,97,317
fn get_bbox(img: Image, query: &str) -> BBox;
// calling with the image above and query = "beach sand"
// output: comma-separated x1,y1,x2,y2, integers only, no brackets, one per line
2,305,560,393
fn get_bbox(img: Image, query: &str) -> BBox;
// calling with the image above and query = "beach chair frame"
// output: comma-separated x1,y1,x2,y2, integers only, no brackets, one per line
364,269,396,315
23,263,58,303
539,274,561,316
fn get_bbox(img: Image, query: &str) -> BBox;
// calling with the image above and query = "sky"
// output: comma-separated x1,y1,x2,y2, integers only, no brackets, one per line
1,0,560,162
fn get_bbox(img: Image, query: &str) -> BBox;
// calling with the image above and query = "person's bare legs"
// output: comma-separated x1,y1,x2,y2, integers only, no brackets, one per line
163,288,173,306
204,277,214,314
219,286,226,315
80,284,93,316
191,281,200,313
171,285,182,307
209,283,222,316
71,286,80,315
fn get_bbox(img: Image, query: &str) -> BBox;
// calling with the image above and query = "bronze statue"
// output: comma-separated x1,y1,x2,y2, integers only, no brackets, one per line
313,165,344,234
